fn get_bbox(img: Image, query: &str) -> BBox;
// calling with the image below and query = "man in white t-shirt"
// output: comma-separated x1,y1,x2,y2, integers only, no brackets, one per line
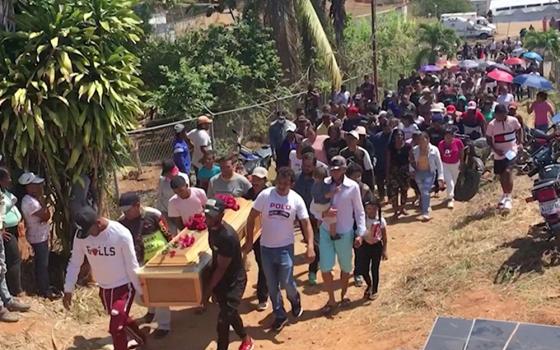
63,206,145,350
167,175,207,234
187,115,213,173
245,167,315,332
496,85,514,107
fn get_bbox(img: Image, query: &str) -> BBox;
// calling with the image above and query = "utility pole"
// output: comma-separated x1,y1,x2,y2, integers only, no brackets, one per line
371,0,379,103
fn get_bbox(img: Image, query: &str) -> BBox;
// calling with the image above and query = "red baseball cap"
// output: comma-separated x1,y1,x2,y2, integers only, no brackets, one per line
508,102,518,110
348,106,359,115
446,105,457,114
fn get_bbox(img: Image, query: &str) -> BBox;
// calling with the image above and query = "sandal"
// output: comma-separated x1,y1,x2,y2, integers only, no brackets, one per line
363,290,372,300
340,298,351,308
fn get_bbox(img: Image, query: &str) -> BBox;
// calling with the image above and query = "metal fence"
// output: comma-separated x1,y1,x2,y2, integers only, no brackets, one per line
127,73,370,168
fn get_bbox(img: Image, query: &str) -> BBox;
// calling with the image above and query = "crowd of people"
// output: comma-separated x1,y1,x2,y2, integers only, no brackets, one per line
0,36,555,350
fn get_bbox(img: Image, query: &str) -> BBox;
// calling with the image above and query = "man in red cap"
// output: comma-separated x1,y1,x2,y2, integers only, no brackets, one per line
445,104,459,124
342,106,365,133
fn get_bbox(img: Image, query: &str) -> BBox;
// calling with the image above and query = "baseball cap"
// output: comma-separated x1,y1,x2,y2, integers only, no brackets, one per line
118,192,140,212
18,172,44,185
251,166,268,179
174,123,185,133
197,115,213,125
74,206,98,239
467,101,477,110
286,124,296,133
347,130,360,140
508,102,518,110
330,155,347,170
348,106,360,115
204,198,226,218
446,105,457,114
355,126,367,135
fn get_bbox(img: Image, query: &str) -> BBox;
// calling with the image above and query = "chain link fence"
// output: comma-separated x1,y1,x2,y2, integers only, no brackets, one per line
127,73,370,169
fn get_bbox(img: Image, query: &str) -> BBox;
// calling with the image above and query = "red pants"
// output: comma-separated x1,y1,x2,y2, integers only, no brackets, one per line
99,283,145,350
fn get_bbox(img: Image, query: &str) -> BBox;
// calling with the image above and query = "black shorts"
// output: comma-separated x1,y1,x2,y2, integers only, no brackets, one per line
494,157,515,175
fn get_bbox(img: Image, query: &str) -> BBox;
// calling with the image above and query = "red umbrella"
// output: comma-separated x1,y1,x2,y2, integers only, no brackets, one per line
504,57,525,66
487,69,513,83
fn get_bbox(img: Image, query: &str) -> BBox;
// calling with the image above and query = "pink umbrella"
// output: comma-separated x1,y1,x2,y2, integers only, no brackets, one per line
487,69,513,83
504,57,525,66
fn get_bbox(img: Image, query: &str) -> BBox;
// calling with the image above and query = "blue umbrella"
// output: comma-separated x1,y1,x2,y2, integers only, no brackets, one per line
523,51,543,61
513,74,554,90
419,64,442,73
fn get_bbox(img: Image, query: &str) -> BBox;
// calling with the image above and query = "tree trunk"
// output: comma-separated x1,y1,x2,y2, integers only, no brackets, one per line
264,0,301,82
330,0,346,47
0,0,15,32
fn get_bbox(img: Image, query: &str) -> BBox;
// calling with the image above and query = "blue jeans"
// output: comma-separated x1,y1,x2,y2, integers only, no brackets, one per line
0,237,13,308
260,244,300,321
31,241,50,295
415,171,435,216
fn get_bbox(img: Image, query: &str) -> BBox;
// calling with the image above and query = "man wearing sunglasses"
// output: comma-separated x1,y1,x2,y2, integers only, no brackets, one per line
63,206,146,350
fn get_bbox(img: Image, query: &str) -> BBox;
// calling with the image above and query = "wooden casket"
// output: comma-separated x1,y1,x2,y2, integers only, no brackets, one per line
137,198,259,307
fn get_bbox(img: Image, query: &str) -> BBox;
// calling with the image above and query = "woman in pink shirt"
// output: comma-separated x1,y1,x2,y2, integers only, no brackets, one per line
305,127,328,164
437,128,464,209
528,92,555,132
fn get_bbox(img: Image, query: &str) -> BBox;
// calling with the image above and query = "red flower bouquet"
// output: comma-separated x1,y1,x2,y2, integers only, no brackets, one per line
185,213,207,231
215,194,240,211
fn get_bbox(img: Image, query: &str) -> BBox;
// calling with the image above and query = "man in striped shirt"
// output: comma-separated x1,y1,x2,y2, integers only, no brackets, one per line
486,104,523,210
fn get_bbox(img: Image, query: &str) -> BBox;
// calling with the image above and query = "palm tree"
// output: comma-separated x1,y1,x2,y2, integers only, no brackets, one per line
414,22,460,67
297,0,342,88
523,29,560,59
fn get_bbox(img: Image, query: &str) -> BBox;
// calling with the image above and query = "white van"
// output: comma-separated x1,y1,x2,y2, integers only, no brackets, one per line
441,17,496,39
440,12,496,30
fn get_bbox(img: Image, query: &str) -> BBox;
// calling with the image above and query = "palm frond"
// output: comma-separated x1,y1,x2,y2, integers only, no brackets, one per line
297,0,342,88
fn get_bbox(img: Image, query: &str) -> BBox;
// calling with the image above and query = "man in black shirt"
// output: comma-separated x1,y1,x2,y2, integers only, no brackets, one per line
242,167,269,311
202,198,254,350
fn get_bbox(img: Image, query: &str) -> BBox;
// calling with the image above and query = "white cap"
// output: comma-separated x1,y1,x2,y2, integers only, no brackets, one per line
347,130,360,140
467,101,477,110
355,126,367,135
18,172,44,185
174,123,185,133
286,124,296,132
251,167,268,179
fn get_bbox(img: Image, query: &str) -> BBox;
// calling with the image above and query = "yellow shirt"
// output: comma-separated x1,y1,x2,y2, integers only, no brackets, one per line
317,122,332,136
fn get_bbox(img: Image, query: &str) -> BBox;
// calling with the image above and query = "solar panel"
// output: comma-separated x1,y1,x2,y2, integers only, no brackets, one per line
424,317,474,350
465,319,517,350
424,317,560,350
505,323,560,350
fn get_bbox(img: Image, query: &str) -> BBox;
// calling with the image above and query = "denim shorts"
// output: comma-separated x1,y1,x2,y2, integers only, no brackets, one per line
319,226,354,273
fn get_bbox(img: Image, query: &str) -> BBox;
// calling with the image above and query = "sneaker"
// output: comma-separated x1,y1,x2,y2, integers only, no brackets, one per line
503,197,513,210
421,215,432,222
354,275,364,287
308,271,317,286
0,308,19,323
256,302,268,312
138,312,155,324
447,199,454,209
497,194,507,208
153,329,169,339
291,301,303,318
272,317,288,332
6,299,30,312
239,337,255,350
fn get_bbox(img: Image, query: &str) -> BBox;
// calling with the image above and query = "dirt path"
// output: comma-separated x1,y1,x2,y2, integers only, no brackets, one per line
6,194,454,350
